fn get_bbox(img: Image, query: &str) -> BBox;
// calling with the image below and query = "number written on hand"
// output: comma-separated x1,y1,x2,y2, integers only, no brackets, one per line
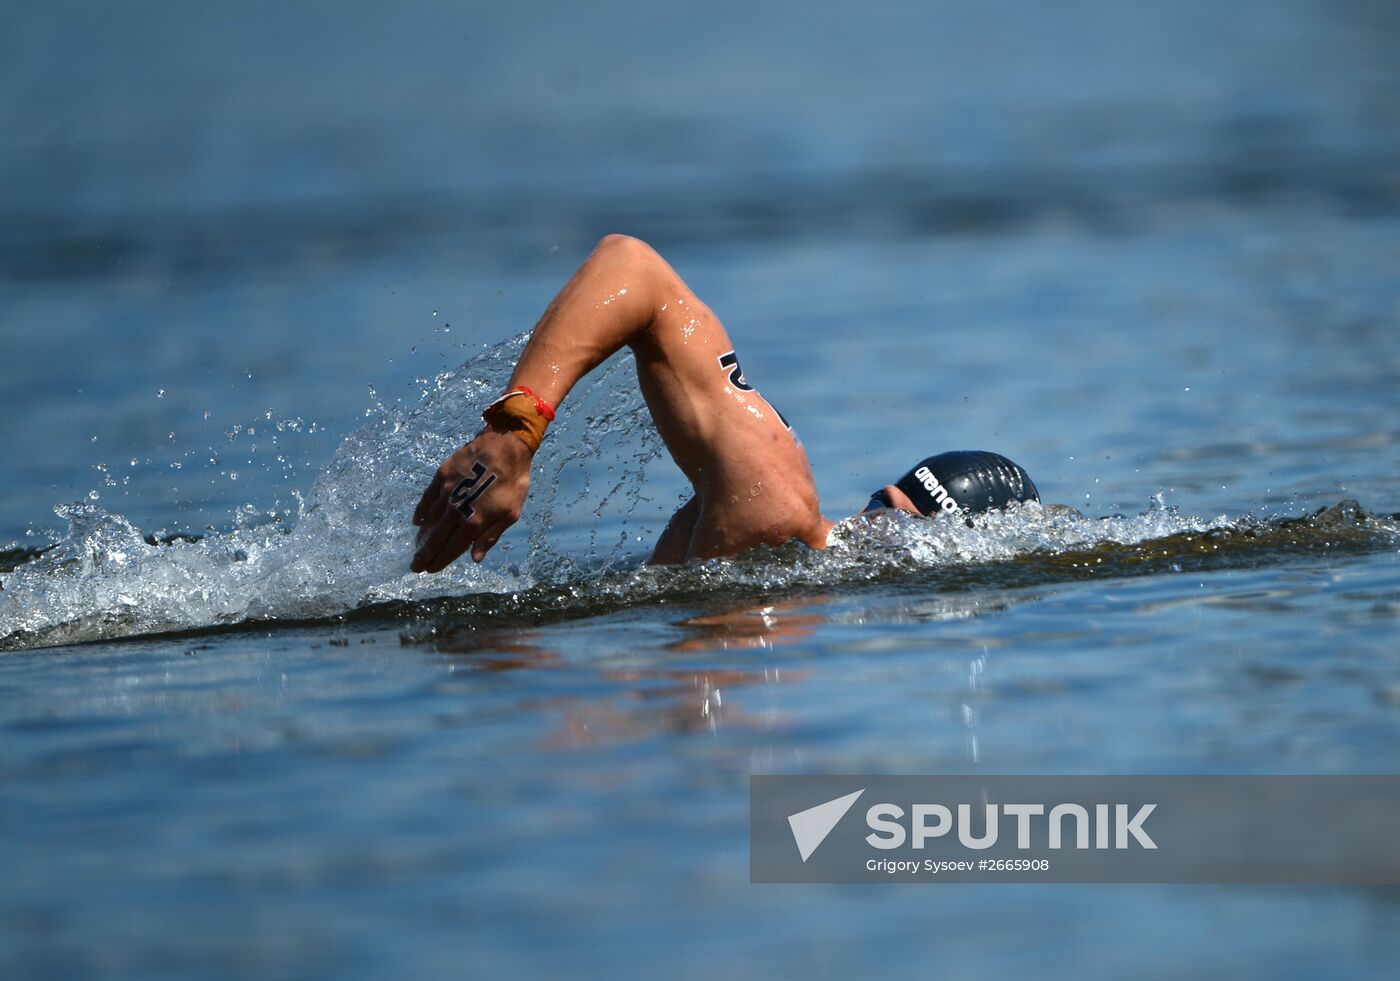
448,462,497,519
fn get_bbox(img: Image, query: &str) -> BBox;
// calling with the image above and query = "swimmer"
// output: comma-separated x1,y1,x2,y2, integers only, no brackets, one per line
411,235,1038,572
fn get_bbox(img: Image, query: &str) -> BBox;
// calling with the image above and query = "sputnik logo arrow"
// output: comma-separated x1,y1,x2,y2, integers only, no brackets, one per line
787,789,865,862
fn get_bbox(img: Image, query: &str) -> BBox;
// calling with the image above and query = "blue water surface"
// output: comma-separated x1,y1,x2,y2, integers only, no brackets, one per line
3,1,1400,977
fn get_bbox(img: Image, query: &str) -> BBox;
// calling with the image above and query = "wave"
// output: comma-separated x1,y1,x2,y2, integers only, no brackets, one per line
3,339,1397,653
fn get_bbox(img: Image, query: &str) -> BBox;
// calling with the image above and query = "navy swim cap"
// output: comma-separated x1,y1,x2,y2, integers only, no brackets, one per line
867,450,1039,516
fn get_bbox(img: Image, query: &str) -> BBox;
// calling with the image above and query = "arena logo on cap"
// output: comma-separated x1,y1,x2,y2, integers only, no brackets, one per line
914,466,959,513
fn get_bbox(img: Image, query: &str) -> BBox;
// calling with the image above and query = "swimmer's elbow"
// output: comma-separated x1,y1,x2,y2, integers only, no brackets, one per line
594,233,659,265
592,235,667,317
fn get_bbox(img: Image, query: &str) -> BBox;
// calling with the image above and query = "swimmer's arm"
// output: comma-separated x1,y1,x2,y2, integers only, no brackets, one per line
502,234,685,407
412,235,686,573
648,497,700,565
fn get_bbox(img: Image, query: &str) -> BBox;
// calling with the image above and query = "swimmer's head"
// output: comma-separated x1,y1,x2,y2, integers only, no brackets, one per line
864,450,1039,517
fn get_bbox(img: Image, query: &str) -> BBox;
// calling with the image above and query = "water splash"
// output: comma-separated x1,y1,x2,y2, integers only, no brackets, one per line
402,498,1399,643
2,333,1396,652
0,334,665,651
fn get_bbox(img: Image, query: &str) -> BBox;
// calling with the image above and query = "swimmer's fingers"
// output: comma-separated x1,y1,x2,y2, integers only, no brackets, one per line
421,520,477,575
411,511,472,573
411,498,521,572
470,512,517,563
420,488,450,531
413,473,446,527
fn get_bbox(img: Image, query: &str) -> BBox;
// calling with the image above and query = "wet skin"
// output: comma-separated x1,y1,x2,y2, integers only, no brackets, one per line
412,235,839,572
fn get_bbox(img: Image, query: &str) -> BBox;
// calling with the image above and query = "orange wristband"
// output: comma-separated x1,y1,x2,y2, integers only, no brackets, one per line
482,387,555,452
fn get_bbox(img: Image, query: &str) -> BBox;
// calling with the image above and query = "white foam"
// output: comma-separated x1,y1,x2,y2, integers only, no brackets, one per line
0,335,666,650
4,333,1372,652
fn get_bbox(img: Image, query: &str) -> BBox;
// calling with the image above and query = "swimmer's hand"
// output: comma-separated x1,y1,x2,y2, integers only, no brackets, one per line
411,429,531,572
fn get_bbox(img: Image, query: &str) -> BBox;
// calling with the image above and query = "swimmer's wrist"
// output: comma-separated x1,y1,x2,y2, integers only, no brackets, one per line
474,425,536,463
481,386,554,453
